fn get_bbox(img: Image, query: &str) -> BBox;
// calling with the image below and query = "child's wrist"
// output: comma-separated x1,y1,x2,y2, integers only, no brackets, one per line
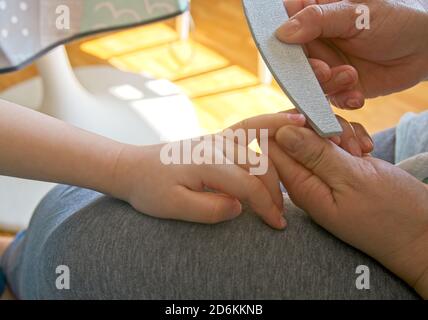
106,143,152,205
106,143,138,202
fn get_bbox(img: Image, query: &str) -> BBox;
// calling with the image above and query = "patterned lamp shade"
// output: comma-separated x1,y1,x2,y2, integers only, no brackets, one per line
0,0,188,73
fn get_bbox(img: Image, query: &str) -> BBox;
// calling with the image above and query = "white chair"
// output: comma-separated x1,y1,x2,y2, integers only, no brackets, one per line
0,0,201,230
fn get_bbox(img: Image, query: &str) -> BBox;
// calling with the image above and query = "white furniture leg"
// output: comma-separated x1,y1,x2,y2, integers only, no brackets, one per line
176,9,191,40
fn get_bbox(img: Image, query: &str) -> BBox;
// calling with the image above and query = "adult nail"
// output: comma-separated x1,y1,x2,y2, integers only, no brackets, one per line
313,67,328,83
232,201,242,216
346,99,363,109
362,136,374,150
335,71,354,86
348,137,362,157
276,19,301,40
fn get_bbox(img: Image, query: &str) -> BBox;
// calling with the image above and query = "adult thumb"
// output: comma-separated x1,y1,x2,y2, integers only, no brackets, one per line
276,1,361,44
275,126,355,187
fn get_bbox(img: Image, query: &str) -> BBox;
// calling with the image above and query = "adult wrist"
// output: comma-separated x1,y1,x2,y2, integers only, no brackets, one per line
408,196,428,298
414,264,428,299
377,183,428,298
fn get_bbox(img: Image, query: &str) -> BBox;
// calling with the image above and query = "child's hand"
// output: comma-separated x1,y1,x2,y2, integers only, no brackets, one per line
110,113,307,230
270,125,428,297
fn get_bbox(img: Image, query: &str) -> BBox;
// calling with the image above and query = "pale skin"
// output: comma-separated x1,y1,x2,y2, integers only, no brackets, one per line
0,99,369,299
2,0,428,300
0,99,290,229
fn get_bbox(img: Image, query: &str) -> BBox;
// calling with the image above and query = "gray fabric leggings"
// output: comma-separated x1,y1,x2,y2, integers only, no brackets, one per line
0,128,420,299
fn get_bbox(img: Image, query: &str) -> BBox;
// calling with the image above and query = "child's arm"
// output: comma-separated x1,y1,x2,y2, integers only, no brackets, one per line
0,99,123,195
0,99,300,228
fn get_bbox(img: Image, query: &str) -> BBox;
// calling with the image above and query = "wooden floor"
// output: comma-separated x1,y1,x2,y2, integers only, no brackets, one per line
0,0,427,134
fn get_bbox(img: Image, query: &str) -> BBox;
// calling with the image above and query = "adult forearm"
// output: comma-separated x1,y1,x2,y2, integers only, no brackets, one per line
0,99,124,196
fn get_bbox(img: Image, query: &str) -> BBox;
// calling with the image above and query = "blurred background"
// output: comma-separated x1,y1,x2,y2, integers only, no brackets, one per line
1,0,427,133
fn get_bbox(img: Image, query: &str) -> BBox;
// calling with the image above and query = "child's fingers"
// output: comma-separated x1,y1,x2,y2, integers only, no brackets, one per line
222,140,284,211
172,186,242,224
225,112,306,145
199,164,286,230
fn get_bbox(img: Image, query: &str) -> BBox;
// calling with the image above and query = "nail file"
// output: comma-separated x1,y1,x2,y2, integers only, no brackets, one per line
242,0,342,137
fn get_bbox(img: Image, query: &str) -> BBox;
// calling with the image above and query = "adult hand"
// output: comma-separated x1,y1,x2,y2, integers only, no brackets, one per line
276,0,428,109
270,125,428,298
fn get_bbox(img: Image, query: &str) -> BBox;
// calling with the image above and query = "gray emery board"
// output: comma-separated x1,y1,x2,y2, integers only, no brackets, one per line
242,0,342,137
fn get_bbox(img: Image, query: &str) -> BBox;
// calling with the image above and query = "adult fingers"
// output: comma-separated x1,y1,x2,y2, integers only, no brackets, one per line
336,115,362,157
275,126,356,187
329,89,365,110
306,38,347,67
334,116,373,156
309,58,332,83
268,139,335,217
321,65,360,96
277,1,361,44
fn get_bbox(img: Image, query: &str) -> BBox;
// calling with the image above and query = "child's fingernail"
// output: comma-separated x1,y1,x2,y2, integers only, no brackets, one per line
232,201,242,215
276,19,301,40
286,113,306,123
